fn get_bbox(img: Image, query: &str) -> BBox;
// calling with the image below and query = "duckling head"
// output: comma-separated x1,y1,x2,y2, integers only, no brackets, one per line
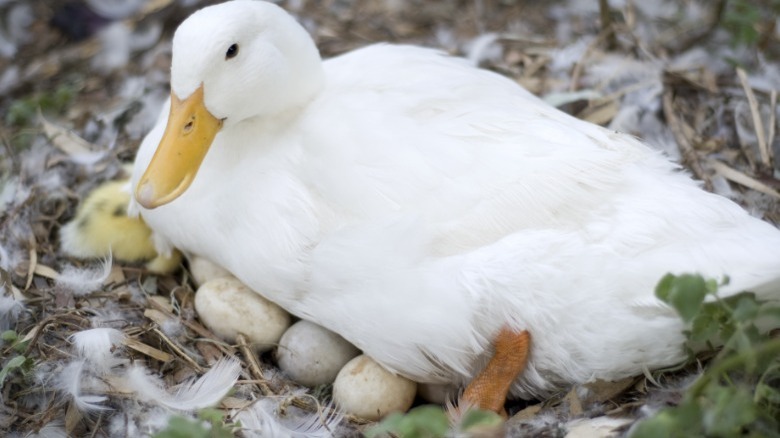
136,0,324,209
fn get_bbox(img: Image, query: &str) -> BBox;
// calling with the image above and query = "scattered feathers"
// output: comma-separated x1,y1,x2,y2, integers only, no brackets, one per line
56,257,112,296
0,295,23,331
235,398,344,438
125,357,241,411
69,327,125,371
57,360,109,412
25,420,69,438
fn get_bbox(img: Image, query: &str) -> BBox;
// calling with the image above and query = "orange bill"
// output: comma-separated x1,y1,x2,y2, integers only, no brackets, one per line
135,84,223,209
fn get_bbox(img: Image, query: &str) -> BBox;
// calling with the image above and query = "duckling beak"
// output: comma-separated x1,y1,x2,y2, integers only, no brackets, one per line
136,84,223,209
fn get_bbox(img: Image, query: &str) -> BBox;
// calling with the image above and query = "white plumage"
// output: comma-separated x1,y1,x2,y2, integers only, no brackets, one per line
130,0,780,399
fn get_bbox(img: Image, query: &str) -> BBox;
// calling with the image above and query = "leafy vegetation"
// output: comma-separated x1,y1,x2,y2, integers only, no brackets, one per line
5,82,77,128
366,404,503,438
153,409,239,438
721,0,780,47
0,330,33,390
633,274,780,437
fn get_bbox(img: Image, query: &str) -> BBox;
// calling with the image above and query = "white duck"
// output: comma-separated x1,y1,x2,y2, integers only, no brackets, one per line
130,0,780,410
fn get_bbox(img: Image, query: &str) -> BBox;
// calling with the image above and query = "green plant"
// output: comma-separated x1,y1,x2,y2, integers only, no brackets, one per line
632,274,780,437
0,330,33,389
5,83,77,127
153,409,238,438
721,0,780,47
366,404,503,438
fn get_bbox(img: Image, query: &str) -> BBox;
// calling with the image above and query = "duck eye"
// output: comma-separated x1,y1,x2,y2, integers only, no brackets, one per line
225,43,239,60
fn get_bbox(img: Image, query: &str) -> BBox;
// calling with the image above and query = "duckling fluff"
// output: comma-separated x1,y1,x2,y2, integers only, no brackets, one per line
129,0,780,399
60,178,181,273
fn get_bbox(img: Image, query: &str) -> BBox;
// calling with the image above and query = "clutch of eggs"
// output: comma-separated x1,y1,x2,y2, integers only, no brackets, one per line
192,262,418,419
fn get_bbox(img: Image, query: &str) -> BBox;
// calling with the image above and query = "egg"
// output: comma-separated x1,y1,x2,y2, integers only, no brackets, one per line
275,320,360,387
194,277,290,352
333,355,417,420
188,255,232,287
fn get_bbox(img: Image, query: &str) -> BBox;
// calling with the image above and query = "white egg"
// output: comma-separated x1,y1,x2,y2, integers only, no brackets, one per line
194,277,290,352
275,320,360,387
333,355,417,420
189,255,232,287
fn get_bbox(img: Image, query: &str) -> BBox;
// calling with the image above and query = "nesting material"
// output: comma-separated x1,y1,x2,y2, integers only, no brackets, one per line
333,355,417,421
275,320,360,387
188,255,232,287
194,277,291,352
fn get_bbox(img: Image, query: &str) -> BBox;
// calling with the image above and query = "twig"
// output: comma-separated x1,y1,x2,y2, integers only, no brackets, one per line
569,29,613,92
152,327,204,372
25,235,37,290
236,333,274,396
737,68,770,168
769,90,777,166
708,159,780,199
598,0,617,50
662,90,710,188
146,294,237,357
88,412,104,438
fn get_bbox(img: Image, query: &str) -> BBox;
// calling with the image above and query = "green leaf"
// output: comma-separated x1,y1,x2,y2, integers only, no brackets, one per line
758,304,780,320
631,406,700,438
690,311,719,344
732,296,760,322
13,340,29,354
459,408,503,432
702,386,757,436
1,330,17,343
153,416,211,438
654,273,676,303
755,383,780,405
197,408,224,424
366,405,449,438
704,278,720,295
655,274,708,322
0,355,29,388
365,412,405,438
153,410,235,438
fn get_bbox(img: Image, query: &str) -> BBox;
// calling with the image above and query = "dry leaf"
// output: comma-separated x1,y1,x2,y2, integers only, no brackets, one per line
123,337,174,362
39,113,94,156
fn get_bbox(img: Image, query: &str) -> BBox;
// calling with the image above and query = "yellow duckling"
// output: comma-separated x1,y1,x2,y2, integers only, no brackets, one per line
60,177,181,274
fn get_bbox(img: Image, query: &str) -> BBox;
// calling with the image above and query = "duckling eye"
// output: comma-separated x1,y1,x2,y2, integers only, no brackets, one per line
225,43,239,60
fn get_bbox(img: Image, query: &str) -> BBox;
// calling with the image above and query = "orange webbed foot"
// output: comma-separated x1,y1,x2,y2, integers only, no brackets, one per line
460,326,531,415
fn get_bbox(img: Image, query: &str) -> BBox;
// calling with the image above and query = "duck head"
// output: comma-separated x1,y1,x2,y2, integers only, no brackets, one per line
135,0,324,209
